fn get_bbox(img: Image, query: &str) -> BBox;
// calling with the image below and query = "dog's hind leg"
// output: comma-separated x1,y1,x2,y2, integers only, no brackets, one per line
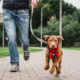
44,49,50,70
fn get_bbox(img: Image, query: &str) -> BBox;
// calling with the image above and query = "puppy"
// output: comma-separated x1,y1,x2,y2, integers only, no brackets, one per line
43,35,64,77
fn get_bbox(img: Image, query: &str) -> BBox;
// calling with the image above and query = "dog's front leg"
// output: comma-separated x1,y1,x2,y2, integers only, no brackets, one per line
55,66,59,77
57,59,62,74
54,60,62,77
44,49,50,70
50,58,61,74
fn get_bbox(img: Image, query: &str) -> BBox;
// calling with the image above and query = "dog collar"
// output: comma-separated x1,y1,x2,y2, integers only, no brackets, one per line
47,45,59,59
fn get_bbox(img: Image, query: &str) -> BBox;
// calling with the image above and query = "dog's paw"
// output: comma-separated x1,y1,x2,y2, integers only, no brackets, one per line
49,69,55,75
44,66,49,70
54,74,59,77
57,71,61,74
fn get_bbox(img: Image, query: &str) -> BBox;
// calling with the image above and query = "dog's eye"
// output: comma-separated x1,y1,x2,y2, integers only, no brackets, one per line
49,40,51,42
55,40,57,41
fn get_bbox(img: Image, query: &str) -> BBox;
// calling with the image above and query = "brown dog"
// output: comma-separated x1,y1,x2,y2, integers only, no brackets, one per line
43,35,64,77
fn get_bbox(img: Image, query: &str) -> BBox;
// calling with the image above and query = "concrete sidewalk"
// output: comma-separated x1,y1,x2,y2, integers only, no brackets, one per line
0,48,80,80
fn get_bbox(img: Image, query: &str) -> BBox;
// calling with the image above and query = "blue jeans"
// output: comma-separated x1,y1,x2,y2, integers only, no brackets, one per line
3,9,29,65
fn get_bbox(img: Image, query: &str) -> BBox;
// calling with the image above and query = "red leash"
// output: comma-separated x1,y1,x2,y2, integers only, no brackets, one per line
47,46,59,59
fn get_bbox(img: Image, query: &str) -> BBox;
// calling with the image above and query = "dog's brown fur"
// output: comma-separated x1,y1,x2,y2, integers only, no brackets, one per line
43,35,64,77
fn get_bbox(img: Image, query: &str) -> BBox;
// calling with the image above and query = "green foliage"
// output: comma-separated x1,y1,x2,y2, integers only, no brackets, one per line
33,18,59,38
62,15,77,45
49,0,77,19
33,10,80,46
42,0,49,3
29,0,77,28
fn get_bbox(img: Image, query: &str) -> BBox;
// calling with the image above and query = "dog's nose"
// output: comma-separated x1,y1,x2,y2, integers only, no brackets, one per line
52,45,55,47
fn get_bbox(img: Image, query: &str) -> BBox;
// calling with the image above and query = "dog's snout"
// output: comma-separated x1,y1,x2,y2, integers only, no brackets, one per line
52,45,55,47
50,42,56,48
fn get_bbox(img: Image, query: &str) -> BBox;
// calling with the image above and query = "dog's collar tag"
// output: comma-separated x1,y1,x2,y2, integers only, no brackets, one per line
52,53,55,56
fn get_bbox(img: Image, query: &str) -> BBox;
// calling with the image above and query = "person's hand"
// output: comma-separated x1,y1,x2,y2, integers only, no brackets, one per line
31,0,38,8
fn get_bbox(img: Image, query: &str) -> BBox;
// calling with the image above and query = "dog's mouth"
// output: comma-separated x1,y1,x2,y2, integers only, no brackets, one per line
49,45,57,49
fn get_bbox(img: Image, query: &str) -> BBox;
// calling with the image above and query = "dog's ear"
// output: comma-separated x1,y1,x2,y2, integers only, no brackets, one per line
43,35,50,41
57,36,64,40
57,36,64,46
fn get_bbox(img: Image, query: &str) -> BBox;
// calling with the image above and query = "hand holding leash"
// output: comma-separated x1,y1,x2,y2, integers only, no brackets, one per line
31,0,38,8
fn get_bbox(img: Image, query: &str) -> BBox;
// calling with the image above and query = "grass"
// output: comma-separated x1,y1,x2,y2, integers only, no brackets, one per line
41,46,80,50
0,47,43,58
0,47,80,58
62,47,80,50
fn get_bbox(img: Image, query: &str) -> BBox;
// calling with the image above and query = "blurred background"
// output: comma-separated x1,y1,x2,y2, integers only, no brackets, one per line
0,0,80,47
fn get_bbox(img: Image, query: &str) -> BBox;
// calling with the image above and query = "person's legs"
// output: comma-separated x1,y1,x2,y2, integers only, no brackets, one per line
3,9,19,65
15,9,29,60
15,9,29,49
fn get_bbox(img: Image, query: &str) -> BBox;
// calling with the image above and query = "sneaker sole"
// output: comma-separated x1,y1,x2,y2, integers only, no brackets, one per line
10,69,19,72
24,56,29,61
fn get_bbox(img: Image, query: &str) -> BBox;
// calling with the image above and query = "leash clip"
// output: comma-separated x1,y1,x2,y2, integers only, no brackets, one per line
44,41,48,44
